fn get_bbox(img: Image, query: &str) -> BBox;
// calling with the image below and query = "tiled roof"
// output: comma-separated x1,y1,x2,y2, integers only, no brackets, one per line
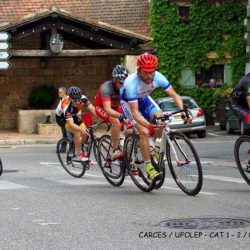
0,0,150,36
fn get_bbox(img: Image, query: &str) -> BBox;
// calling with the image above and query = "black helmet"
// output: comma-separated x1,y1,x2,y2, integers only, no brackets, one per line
68,86,82,101
112,65,129,84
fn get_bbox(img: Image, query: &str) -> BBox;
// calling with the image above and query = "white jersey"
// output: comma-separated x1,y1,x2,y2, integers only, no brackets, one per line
120,71,171,103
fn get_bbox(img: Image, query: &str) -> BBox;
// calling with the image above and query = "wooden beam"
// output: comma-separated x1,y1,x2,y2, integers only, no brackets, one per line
10,49,139,57
12,22,52,39
55,21,132,50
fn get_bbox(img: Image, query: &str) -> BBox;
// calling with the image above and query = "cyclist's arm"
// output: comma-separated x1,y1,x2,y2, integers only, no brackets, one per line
165,86,183,110
246,96,250,110
66,118,87,134
103,101,120,119
87,103,97,116
129,101,151,128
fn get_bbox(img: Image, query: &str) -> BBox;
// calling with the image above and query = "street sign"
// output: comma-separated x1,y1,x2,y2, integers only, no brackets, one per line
0,32,11,41
0,42,11,50
0,51,10,59
0,61,11,70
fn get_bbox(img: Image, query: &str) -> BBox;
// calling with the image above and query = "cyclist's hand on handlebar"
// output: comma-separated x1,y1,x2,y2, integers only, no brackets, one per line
81,127,89,136
148,124,165,135
125,120,133,129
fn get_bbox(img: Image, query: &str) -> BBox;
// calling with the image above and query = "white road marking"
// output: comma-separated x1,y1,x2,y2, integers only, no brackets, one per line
203,175,246,183
0,180,28,190
207,132,221,137
38,222,58,226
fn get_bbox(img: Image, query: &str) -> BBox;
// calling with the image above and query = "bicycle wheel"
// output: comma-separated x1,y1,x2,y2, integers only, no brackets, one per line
0,157,2,176
92,137,100,165
152,153,166,189
150,142,166,189
234,136,250,186
98,135,125,187
56,138,86,178
123,134,156,192
166,131,203,196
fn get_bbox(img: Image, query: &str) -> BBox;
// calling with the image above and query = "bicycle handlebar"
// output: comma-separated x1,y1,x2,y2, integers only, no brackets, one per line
88,120,111,132
152,104,190,124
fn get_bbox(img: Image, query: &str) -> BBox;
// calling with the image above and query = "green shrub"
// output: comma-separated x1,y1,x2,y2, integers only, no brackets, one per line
28,85,57,109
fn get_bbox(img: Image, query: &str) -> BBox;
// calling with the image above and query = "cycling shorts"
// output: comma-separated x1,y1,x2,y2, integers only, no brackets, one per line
120,96,160,125
65,115,86,132
231,101,250,123
95,106,122,123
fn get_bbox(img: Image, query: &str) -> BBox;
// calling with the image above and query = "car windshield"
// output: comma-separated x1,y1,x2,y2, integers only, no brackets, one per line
160,99,198,112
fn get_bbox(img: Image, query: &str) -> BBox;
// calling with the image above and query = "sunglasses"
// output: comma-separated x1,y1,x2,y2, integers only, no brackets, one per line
72,99,81,103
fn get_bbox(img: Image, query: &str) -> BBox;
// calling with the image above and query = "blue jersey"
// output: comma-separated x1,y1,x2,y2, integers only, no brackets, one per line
120,71,171,103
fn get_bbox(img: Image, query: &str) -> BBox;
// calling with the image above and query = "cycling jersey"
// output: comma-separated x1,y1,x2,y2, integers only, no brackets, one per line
120,71,170,123
231,73,250,121
59,95,91,126
94,80,122,122
120,71,171,103
231,73,250,108
94,80,120,108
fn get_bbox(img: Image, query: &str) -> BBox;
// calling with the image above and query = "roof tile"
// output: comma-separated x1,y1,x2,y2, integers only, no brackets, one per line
0,0,150,35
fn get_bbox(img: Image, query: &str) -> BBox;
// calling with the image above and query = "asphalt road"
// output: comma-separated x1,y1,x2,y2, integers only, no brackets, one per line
0,129,249,250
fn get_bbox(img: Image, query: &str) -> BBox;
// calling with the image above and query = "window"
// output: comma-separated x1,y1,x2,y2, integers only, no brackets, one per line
196,65,224,88
179,6,189,22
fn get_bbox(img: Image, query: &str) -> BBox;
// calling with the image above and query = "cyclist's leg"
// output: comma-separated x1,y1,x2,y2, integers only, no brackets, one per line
139,97,163,180
95,106,122,158
121,99,161,180
148,96,164,139
65,119,88,161
231,102,250,125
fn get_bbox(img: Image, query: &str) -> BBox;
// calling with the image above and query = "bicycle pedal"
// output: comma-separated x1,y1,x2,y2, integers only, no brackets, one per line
84,164,90,170
246,164,250,173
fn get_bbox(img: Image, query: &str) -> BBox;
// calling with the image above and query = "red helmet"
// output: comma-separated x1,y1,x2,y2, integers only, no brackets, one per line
136,53,158,72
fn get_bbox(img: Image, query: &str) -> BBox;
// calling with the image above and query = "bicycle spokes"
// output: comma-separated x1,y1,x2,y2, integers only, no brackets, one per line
167,132,203,196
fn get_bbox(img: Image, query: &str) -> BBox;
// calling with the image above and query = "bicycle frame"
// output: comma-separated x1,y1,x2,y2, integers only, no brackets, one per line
160,127,190,164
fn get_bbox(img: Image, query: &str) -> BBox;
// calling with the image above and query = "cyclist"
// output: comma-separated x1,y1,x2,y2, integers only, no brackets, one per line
61,86,96,162
94,65,130,159
120,53,185,181
231,72,250,125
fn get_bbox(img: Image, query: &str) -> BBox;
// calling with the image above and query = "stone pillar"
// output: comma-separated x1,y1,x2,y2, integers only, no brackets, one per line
124,55,137,73
246,63,250,74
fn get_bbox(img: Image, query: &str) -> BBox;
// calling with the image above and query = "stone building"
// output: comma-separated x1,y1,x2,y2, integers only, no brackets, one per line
0,0,152,130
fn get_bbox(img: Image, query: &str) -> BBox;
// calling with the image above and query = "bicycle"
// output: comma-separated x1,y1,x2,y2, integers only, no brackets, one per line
97,125,126,187
122,106,203,195
234,135,250,186
56,121,104,178
0,157,2,176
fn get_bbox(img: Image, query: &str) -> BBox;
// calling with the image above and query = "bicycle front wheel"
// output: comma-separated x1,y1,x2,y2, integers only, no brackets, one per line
123,134,156,192
234,136,250,186
98,135,125,187
57,138,86,178
166,131,203,196
0,157,2,176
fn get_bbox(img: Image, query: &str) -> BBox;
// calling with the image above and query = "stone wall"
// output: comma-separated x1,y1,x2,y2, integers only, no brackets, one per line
0,56,119,130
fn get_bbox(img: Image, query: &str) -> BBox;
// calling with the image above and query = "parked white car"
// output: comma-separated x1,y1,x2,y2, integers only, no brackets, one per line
154,96,207,138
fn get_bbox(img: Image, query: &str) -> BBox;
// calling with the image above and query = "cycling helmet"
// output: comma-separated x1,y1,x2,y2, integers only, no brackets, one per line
68,86,82,101
136,53,158,72
112,65,129,84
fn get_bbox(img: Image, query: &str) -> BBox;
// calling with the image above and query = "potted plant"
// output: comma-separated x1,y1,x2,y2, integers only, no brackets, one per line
17,85,59,133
